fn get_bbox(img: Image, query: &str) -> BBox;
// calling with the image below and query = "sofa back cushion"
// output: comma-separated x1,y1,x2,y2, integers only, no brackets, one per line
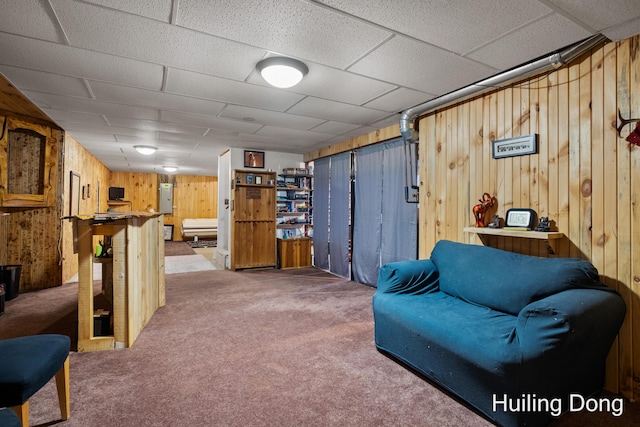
430,240,606,316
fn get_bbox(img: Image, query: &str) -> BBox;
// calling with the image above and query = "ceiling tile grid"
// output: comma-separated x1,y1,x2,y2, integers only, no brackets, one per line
0,0,638,175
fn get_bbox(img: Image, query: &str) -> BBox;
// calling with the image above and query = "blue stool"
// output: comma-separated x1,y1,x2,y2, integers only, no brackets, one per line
0,334,70,427
0,408,21,427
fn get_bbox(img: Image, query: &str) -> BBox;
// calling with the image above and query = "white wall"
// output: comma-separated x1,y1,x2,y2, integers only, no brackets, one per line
229,148,305,174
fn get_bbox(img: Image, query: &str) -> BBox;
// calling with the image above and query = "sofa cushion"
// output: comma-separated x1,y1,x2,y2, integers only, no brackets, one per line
430,240,606,316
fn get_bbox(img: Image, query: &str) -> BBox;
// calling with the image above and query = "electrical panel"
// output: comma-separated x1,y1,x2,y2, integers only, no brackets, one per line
159,183,173,214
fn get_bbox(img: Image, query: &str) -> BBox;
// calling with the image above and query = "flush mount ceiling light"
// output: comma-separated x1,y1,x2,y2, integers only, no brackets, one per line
163,166,178,172
256,57,308,88
134,145,157,155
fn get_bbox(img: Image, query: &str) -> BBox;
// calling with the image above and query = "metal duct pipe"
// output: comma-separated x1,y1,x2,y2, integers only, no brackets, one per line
400,34,607,143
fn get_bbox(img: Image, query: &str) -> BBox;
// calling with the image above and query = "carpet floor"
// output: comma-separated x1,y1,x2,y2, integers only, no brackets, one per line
164,241,196,256
1,267,637,426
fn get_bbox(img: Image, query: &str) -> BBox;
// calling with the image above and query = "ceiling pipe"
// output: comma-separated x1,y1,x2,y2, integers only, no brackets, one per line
399,34,608,143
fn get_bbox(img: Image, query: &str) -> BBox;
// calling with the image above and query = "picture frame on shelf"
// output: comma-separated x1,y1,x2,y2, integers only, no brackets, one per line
505,208,537,230
244,150,265,168
255,176,263,185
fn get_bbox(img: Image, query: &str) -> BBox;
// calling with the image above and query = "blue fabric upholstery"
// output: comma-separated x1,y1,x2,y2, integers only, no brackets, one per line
0,334,70,407
373,240,626,427
430,239,608,316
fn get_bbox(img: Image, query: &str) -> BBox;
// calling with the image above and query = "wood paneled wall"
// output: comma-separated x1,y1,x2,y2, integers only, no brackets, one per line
418,37,640,401
0,115,63,292
61,133,112,283
164,175,218,240
109,172,218,241
62,136,219,280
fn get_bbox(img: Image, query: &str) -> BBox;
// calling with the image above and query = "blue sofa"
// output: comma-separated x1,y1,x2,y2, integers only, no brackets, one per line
373,240,626,427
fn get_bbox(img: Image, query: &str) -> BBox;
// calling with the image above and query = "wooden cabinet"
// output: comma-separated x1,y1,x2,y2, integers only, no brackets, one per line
231,170,277,270
278,237,312,269
0,116,57,207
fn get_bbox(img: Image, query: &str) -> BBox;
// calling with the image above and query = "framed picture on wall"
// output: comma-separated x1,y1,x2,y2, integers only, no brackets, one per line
163,224,174,241
244,150,265,168
69,171,81,216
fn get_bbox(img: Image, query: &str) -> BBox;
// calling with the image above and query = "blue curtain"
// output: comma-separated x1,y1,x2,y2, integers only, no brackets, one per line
353,138,417,286
381,140,418,265
328,152,351,278
352,144,384,286
313,157,329,270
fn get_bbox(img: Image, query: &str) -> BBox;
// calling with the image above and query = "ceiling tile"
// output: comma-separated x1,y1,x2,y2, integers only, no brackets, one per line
23,91,162,124
88,81,226,116
255,126,334,146
45,109,107,126
66,131,117,143
288,96,402,125
175,0,392,69
310,121,363,135
0,34,165,90
349,35,498,95
218,105,325,130
0,0,63,43
602,16,640,41
82,0,174,23
105,117,209,136
160,110,263,134
60,121,160,141
165,68,304,111
546,0,640,31
316,0,554,55
467,14,593,69
363,87,436,113
0,66,90,98
49,0,264,81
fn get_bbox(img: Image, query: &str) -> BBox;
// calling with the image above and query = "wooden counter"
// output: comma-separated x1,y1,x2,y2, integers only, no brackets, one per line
73,212,165,352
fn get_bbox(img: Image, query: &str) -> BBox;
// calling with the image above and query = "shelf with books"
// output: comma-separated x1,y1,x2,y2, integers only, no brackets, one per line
276,172,313,239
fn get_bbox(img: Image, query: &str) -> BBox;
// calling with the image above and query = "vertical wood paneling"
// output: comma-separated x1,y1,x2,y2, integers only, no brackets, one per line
108,173,218,241
62,134,111,284
615,38,634,399
0,123,62,291
417,37,640,400
629,35,640,401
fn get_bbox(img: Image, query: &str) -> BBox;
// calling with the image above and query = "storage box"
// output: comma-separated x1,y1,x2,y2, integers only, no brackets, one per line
0,265,21,301
93,309,111,336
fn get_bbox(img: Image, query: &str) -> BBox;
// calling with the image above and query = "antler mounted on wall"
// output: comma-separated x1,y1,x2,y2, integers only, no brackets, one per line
616,109,640,147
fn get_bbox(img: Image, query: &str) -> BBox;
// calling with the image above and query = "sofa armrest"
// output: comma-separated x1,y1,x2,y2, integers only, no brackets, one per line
516,288,626,362
376,259,439,295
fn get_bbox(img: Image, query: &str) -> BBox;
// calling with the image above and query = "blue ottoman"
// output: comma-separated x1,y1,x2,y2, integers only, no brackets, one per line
0,334,70,427
0,408,21,427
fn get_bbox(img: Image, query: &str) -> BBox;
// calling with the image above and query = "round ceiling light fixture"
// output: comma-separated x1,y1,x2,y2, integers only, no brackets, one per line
256,57,308,88
134,145,158,155
163,166,178,172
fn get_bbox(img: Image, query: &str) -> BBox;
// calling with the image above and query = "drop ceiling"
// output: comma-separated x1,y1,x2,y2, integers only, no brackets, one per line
0,0,639,176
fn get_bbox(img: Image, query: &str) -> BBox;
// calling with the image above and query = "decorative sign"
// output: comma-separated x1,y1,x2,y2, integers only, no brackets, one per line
492,134,537,159
246,187,261,199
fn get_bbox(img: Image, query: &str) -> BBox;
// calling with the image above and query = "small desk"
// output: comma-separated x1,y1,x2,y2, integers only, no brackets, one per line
73,212,165,352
